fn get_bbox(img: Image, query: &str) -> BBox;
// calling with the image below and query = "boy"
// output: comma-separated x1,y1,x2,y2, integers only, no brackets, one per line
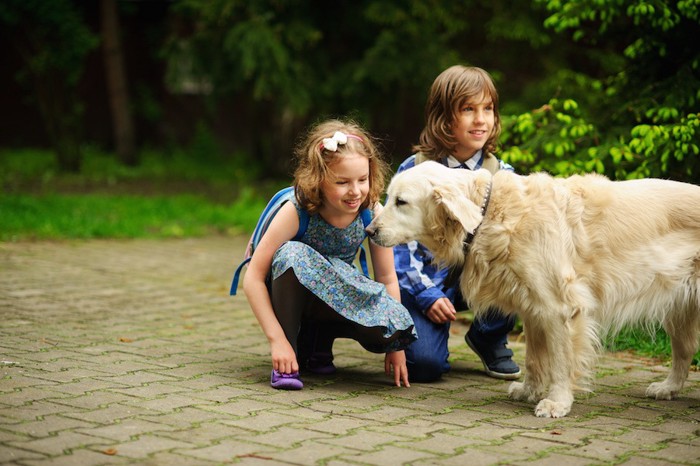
395,65,521,382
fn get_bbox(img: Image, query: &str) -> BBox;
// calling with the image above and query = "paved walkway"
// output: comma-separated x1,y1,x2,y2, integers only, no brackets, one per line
1,237,698,466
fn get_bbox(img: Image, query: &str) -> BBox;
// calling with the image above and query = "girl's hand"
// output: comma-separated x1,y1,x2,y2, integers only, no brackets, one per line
271,339,299,375
426,297,457,324
385,350,410,387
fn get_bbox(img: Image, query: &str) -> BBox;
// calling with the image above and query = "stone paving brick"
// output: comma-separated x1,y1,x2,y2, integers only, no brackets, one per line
393,430,490,454
0,428,28,444
132,451,219,466
417,408,496,428
2,237,699,465
240,425,336,449
20,449,131,466
640,440,700,463
342,444,440,465
621,457,689,466
123,394,215,414
74,419,176,443
520,426,607,446
178,439,278,463
7,430,106,456
0,399,80,422
510,452,596,466
8,414,97,438
0,445,48,464
222,410,308,433
49,392,136,412
319,430,407,452
136,407,224,429
370,417,447,439
59,404,139,424
261,441,358,465
102,434,197,459
564,437,658,462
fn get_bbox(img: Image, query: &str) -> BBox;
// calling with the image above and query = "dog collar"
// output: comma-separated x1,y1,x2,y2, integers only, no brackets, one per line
463,179,492,254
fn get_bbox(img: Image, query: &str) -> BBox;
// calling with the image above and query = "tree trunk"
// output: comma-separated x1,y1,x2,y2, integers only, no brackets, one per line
101,0,136,166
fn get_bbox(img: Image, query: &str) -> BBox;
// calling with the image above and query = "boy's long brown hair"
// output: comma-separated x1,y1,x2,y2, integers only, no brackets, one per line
293,119,389,215
413,65,501,160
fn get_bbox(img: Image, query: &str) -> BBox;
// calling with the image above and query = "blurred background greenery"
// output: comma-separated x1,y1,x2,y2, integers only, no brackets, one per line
1,0,698,360
1,0,698,239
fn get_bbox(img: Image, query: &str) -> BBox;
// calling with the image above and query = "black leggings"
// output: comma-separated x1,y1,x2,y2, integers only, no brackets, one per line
270,269,400,356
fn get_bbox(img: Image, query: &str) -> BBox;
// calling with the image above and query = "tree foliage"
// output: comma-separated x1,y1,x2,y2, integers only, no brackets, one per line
2,0,698,182
162,0,556,175
501,0,700,182
0,0,97,172
165,0,699,182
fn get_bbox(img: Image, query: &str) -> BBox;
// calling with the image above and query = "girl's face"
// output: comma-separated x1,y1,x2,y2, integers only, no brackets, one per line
320,152,370,217
450,92,495,162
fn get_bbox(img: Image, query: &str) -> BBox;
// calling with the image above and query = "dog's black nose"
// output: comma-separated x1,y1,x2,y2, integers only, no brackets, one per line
365,227,376,237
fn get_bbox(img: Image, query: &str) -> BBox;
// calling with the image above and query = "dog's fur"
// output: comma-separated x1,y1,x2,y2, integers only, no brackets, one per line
367,161,700,417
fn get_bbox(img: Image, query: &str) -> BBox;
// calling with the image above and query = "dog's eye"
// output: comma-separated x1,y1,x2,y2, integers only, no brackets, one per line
395,198,407,207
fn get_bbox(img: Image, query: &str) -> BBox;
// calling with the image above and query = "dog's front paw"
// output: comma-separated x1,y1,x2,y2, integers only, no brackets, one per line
534,398,571,418
645,381,679,400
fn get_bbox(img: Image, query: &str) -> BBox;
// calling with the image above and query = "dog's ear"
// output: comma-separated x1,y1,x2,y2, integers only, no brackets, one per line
433,185,483,234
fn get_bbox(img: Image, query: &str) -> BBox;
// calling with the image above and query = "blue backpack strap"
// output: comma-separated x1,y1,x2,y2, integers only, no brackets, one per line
357,208,372,277
230,189,308,296
230,257,251,295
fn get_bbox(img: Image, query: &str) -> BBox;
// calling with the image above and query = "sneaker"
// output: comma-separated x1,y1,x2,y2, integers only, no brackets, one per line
270,370,304,390
306,352,337,375
465,331,521,380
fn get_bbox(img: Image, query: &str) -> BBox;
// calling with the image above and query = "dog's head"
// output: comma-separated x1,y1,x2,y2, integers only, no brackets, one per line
366,161,490,263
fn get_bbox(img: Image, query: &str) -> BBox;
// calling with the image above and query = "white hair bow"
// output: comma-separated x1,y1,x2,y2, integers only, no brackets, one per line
321,131,349,152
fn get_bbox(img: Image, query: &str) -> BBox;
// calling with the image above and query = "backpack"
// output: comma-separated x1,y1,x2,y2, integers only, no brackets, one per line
229,186,373,295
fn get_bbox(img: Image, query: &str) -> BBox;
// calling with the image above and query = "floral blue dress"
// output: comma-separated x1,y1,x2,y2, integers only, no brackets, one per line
271,200,417,352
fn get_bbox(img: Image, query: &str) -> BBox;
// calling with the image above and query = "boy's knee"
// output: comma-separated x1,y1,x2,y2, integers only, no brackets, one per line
407,354,446,383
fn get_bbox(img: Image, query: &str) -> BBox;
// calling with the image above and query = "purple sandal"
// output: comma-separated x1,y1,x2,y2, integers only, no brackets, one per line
270,370,304,390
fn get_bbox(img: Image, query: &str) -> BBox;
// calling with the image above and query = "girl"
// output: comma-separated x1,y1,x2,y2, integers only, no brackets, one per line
243,119,416,390
394,65,521,382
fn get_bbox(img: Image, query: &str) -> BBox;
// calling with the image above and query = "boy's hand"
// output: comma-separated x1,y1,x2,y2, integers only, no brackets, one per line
385,350,410,387
426,297,457,324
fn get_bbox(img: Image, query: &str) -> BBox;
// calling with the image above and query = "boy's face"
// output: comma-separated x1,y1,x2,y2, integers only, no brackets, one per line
450,92,495,162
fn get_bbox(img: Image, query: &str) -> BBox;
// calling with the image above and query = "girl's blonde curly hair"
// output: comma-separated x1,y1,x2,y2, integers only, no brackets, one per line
293,119,389,215
413,65,501,160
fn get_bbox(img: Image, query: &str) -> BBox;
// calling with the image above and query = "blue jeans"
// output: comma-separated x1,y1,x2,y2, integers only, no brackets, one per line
402,290,515,382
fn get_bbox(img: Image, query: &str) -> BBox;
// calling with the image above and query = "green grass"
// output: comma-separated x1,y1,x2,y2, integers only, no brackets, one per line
0,193,266,241
605,327,700,366
0,148,273,241
0,147,274,241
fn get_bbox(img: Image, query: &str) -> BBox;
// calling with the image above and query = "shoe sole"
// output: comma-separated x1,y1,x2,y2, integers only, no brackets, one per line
270,371,304,390
271,381,303,390
465,335,522,381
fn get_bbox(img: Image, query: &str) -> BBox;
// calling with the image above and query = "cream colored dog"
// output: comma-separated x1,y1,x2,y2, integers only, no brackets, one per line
367,161,700,418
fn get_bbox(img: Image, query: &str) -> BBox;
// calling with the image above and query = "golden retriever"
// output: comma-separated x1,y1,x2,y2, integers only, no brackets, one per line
367,161,700,418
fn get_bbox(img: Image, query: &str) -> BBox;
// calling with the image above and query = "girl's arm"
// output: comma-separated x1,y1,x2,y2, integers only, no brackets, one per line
242,201,299,374
368,204,401,300
368,203,410,387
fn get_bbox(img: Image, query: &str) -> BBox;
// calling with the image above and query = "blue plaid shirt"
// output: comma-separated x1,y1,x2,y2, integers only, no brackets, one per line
393,151,514,313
